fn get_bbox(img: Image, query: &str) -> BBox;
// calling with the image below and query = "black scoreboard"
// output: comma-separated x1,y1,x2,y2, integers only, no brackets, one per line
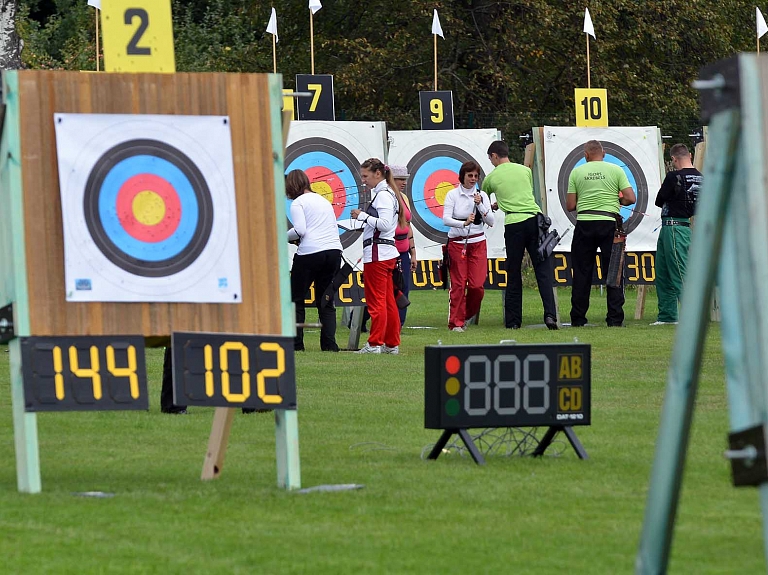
171,332,297,410
21,336,149,411
425,343,591,429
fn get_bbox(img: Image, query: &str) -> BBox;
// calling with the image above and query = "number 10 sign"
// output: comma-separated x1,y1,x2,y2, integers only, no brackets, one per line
574,88,608,128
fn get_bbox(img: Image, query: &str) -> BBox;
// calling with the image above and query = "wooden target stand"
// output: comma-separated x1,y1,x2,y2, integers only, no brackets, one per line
636,53,768,573
0,70,299,492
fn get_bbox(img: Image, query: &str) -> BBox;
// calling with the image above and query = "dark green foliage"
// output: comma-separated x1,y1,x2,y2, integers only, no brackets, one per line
16,1,760,147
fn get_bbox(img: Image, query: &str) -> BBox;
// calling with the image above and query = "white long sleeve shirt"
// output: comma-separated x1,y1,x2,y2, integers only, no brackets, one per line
356,180,399,263
442,185,494,243
287,192,343,255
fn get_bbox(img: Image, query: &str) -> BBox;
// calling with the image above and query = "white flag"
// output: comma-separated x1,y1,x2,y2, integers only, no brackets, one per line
266,8,278,43
309,0,322,14
87,0,101,8
758,7,768,38
432,9,444,38
584,8,595,39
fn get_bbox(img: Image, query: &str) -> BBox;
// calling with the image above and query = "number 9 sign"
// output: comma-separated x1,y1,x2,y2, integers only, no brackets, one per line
420,91,454,130
101,0,176,73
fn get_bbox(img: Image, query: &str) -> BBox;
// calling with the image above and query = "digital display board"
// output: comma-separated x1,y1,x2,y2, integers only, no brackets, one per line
21,335,148,412
425,344,591,429
171,332,297,410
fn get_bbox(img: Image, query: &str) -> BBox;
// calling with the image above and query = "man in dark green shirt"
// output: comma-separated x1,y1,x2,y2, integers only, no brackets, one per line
482,140,557,329
566,140,636,327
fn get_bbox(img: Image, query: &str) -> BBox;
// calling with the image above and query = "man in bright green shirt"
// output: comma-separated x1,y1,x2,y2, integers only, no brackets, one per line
482,140,557,330
566,140,636,327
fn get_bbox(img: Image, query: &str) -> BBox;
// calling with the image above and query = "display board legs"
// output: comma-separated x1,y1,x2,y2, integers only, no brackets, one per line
347,305,364,351
275,409,301,489
10,338,41,493
201,407,235,480
427,429,486,465
634,285,648,320
532,426,588,459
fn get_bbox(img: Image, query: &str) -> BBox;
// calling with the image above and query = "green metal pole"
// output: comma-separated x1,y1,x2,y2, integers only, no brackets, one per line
636,109,740,573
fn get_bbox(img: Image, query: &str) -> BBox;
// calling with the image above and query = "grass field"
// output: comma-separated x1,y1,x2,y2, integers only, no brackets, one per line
0,287,762,574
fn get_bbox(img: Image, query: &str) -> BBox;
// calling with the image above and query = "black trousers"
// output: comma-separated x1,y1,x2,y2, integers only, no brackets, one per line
291,249,341,351
160,346,185,413
570,220,625,326
504,216,557,328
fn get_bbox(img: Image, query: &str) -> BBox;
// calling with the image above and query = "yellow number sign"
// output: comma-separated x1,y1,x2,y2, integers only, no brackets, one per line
101,0,176,73
574,88,608,127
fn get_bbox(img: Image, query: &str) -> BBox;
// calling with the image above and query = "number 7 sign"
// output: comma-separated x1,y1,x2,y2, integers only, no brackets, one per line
574,88,608,127
101,0,176,73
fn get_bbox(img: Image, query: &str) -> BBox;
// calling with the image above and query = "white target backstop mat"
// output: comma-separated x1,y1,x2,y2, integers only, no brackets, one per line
543,126,663,252
55,113,242,303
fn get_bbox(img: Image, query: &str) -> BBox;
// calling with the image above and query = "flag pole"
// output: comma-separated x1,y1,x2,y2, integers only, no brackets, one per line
434,34,438,90
310,10,315,75
95,7,100,72
272,34,277,73
586,34,591,89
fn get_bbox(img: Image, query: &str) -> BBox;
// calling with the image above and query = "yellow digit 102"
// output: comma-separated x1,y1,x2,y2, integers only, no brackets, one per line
202,341,285,404
430,98,444,123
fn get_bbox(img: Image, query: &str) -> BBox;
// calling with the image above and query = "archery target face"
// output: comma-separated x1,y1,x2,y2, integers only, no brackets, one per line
285,137,364,249
284,121,388,261
543,127,662,252
55,114,242,303
389,129,505,260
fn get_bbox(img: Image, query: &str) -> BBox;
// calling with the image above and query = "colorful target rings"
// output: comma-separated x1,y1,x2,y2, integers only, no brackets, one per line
83,139,214,277
406,144,485,244
556,141,648,234
285,138,365,249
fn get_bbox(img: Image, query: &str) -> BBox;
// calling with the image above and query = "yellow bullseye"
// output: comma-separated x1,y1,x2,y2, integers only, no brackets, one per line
132,191,166,226
310,181,334,204
435,182,454,205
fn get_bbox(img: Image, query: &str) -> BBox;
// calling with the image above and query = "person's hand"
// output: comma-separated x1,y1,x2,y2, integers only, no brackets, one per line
465,214,473,226
350,209,362,219
473,192,482,205
491,201,498,212
410,257,417,271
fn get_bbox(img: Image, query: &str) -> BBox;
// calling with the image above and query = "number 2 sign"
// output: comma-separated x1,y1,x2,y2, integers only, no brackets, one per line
101,0,176,73
574,88,608,127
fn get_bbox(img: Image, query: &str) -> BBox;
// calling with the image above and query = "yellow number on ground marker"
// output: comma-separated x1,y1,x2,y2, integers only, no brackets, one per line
101,0,176,73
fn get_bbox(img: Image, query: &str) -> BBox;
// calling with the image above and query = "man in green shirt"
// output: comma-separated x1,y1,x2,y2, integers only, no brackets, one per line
566,140,636,327
482,140,557,330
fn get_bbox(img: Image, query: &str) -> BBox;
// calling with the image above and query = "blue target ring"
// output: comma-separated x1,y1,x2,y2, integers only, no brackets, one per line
556,141,648,234
84,139,214,277
407,144,485,243
284,138,365,249
98,155,199,261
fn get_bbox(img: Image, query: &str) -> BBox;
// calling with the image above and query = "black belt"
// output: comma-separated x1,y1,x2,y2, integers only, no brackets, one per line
363,238,396,248
662,219,690,227
394,233,408,240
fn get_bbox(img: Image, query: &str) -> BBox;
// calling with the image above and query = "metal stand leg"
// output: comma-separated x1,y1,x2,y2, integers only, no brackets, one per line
532,426,588,459
427,429,486,465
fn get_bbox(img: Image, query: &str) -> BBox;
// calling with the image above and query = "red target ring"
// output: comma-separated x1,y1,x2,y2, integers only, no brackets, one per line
116,173,182,243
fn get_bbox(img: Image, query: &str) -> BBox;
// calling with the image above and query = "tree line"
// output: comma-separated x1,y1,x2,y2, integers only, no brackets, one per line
11,0,761,153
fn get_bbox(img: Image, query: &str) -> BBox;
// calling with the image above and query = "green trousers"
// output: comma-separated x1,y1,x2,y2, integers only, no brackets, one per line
655,224,691,322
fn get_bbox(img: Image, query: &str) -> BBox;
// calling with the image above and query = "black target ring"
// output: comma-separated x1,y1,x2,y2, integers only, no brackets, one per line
556,141,648,234
84,139,214,278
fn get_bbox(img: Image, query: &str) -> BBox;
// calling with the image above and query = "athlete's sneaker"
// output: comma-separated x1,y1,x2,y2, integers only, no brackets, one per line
382,345,399,355
451,326,466,332
650,321,678,326
356,343,382,354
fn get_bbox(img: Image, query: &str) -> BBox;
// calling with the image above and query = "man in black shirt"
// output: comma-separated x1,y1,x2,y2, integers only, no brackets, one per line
653,144,701,324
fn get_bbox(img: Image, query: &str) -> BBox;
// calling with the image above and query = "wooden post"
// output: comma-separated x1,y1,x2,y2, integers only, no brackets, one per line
634,285,647,320
200,408,235,480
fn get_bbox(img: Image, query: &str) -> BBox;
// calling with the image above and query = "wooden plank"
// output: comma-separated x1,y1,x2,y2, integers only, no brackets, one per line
14,70,284,339
523,142,535,170
200,408,235,480
531,127,547,212
635,285,648,320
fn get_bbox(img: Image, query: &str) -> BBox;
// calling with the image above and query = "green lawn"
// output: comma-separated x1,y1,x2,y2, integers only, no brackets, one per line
0,288,762,574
